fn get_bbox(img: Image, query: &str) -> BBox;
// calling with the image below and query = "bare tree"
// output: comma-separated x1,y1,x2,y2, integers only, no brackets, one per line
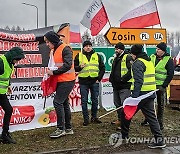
92,34,107,46
175,31,180,47
167,31,180,57
81,30,91,42
167,32,175,50
81,30,111,47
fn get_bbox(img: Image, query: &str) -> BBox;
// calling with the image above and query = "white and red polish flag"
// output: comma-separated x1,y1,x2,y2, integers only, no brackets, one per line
120,0,160,28
70,24,82,43
80,0,109,36
123,90,158,120
57,23,81,44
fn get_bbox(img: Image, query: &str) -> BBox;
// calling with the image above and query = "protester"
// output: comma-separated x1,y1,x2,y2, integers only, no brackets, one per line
120,44,166,149
109,42,132,130
74,40,105,126
0,47,25,144
141,42,174,130
44,31,75,138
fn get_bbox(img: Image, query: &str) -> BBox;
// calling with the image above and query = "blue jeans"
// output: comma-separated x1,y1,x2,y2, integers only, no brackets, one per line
80,83,99,122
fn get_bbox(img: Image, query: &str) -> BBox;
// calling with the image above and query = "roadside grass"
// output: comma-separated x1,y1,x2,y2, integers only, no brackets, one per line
0,106,179,154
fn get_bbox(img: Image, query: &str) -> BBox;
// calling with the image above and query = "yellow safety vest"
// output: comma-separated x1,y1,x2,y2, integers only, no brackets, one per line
0,55,13,94
78,52,99,78
131,58,156,91
121,54,128,76
150,54,170,86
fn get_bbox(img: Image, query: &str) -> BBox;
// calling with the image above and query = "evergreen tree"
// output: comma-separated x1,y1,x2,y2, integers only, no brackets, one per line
4,26,10,30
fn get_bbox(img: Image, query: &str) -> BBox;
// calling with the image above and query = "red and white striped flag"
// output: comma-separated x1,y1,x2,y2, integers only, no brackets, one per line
70,24,81,43
80,0,109,36
123,90,158,120
56,23,81,44
120,0,161,28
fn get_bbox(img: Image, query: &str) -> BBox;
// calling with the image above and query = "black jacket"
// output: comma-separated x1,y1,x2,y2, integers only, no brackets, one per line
74,49,105,85
52,42,74,76
153,52,174,88
131,52,156,98
109,52,132,90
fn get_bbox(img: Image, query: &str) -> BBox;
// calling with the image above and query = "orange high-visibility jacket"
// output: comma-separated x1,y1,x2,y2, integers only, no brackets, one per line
54,43,75,82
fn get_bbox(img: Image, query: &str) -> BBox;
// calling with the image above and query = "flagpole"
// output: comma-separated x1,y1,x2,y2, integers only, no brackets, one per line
79,24,85,65
99,106,123,119
153,0,162,28
100,0,112,27
79,24,83,53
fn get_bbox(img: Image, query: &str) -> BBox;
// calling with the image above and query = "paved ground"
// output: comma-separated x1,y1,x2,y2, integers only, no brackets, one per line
37,145,180,154
114,146,180,154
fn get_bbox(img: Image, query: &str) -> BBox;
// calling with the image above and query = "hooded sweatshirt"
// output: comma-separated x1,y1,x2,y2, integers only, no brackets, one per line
131,52,156,98
44,31,74,75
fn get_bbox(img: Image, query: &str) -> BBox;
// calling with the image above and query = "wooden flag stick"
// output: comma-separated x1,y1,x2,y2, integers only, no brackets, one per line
99,106,123,119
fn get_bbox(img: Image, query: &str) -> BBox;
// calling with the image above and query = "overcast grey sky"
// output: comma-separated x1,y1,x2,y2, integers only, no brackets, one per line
0,0,179,33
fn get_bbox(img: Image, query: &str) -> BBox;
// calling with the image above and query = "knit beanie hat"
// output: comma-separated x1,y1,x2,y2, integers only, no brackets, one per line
5,47,25,63
115,42,125,50
44,31,60,46
156,42,167,52
130,44,143,55
83,40,92,48
10,47,25,60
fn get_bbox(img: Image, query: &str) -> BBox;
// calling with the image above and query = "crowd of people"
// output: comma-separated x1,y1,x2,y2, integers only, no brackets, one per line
0,31,175,149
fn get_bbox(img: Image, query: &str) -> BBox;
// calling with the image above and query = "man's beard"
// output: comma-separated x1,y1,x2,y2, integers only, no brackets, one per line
115,52,120,56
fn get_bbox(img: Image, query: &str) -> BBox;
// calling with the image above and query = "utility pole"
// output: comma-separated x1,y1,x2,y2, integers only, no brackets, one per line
22,2,39,29
45,0,47,27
